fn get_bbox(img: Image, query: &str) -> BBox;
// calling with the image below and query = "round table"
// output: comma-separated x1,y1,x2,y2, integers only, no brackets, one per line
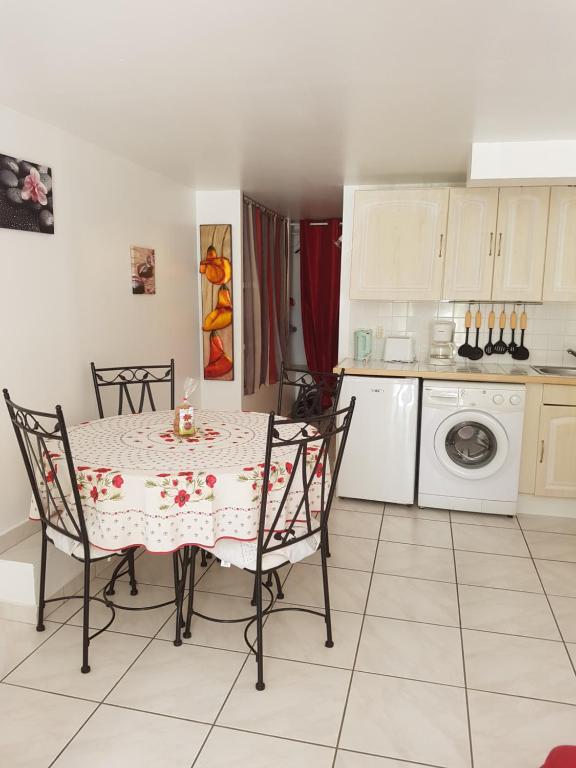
33,410,325,555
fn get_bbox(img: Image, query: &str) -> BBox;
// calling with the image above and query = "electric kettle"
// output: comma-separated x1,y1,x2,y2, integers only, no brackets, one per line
354,329,373,361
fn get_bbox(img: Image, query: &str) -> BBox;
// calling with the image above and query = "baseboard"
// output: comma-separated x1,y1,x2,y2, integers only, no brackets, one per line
517,494,576,518
0,519,38,556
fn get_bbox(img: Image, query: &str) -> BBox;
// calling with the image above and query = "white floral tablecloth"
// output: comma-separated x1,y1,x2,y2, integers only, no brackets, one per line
30,410,326,554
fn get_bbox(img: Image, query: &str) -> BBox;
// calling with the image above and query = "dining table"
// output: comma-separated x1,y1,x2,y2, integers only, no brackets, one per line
31,409,326,558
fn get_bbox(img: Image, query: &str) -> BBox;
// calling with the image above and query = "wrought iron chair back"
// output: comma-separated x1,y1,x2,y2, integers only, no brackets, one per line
256,398,355,569
277,363,344,420
3,389,90,559
90,360,175,418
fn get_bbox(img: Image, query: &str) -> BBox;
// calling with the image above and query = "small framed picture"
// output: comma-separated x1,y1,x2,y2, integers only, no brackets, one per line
130,246,155,294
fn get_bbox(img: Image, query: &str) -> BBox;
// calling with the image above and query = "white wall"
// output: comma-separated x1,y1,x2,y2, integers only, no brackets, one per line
195,191,243,411
0,105,198,537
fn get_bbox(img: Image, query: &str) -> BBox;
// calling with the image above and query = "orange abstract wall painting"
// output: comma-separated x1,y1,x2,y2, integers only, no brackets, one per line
199,224,234,380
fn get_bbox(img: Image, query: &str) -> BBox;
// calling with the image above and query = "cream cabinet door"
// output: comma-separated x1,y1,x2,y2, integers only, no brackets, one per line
535,405,576,498
491,187,550,301
543,187,576,302
350,189,449,300
442,188,498,300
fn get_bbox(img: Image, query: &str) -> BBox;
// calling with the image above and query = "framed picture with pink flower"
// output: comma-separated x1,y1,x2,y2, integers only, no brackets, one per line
0,153,54,234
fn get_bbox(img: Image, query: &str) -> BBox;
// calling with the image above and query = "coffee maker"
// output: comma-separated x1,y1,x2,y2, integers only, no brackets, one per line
429,320,456,365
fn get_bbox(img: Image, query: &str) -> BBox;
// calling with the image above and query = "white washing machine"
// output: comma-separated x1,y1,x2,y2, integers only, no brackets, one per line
418,380,526,515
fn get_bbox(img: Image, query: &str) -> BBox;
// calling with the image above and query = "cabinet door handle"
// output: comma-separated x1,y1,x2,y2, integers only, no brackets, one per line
488,232,494,256
539,439,545,463
497,233,503,257
438,233,444,258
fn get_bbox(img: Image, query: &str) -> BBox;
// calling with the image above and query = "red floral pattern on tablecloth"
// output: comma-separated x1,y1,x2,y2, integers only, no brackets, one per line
28,410,328,554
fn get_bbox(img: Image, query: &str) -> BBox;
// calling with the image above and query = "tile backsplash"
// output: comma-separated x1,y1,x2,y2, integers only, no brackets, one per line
348,301,576,366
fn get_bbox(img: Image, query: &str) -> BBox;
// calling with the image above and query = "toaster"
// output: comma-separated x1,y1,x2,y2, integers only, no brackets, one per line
383,336,415,363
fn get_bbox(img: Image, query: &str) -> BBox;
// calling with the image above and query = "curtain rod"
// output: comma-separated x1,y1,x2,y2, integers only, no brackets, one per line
243,194,286,221
289,221,343,227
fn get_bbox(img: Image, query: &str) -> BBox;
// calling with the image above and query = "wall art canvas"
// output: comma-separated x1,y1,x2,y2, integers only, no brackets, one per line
0,153,54,234
199,224,233,380
131,246,156,294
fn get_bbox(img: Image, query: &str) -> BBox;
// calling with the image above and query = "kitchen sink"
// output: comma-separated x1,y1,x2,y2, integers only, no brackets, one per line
531,366,576,377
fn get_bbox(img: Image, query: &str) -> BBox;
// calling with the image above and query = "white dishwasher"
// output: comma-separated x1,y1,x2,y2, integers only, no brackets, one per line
338,376,419,504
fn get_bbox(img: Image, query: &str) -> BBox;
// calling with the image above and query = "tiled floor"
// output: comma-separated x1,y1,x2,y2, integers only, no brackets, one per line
2,502,576,767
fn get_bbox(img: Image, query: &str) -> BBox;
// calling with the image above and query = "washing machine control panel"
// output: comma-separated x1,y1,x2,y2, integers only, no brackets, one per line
460,386,525,412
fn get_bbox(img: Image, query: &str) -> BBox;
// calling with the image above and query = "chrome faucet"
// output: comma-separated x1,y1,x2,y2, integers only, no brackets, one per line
568,349,576,359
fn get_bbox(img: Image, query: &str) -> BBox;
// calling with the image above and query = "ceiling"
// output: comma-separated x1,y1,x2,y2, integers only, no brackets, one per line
1,0,575,217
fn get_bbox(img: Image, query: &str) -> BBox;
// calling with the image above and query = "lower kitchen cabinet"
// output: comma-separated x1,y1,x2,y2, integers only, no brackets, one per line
534,405,576,498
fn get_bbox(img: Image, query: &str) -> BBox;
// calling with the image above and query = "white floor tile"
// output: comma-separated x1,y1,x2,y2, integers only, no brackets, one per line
525,531,576,562
218,657,350,746
339,672,471,767
385,504,449,522
452,524,529,557
535,559,576,597
519,514,576,535
5,624,148,700
329,508,382,539
195,726,334,768
0,683,96,768
356,615,464,686
463,629,576,704
380,517,452,548
107,639,245,722
54,703,209,767
66,579,176,637
0,618,59,678
455,550,542,592
282,563,371,613
263,604,363,668
549,596,576,642
374,540,455,582
459,585,560,640
335,752,435,767
195,562,260,598
450,511,519,528
469,689,576,768
308,534,378,571
333,497,384,515
367,574,459,626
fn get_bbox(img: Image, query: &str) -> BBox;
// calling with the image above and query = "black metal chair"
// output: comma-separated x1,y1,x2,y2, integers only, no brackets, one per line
176,398,356,690
277,363,345,420
90,360,175,419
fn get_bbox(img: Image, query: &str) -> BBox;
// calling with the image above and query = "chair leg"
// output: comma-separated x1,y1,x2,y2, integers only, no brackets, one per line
81,560,91,673
272,569,284,600
250,574,258,607
183,547,197,639
200,549,208,568
265,572,273,588
255,573,265,691
173,550,189,647
325,530,331,558
320,538,334,648
127,549,138,596
36,528,48,632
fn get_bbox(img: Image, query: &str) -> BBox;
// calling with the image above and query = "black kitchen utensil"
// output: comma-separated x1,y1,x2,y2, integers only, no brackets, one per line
484,307,495,355
494,307,508,354
512,306,529,360
458,307,473,358
468,309,484,360
508,308,518,355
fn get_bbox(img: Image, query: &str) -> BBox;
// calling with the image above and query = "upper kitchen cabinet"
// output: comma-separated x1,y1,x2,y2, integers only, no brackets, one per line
442,187,498,301
543,186,576,302
491,186,550,302
350,188,449,300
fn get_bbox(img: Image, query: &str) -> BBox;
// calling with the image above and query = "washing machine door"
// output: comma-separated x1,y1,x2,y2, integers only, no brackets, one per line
434,410,509,480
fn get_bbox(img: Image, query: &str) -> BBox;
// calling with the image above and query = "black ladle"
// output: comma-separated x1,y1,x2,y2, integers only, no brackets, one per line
484,307,495,355
512,307,529,361
458,307,473,358
468,309,484,361
508,308,518,355
494,308,508,354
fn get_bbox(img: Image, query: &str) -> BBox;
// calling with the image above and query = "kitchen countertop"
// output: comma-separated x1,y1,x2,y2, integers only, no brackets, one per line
334,358,576,386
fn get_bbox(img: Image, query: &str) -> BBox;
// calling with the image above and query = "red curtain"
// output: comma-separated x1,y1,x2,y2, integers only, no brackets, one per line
300,219,342,377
